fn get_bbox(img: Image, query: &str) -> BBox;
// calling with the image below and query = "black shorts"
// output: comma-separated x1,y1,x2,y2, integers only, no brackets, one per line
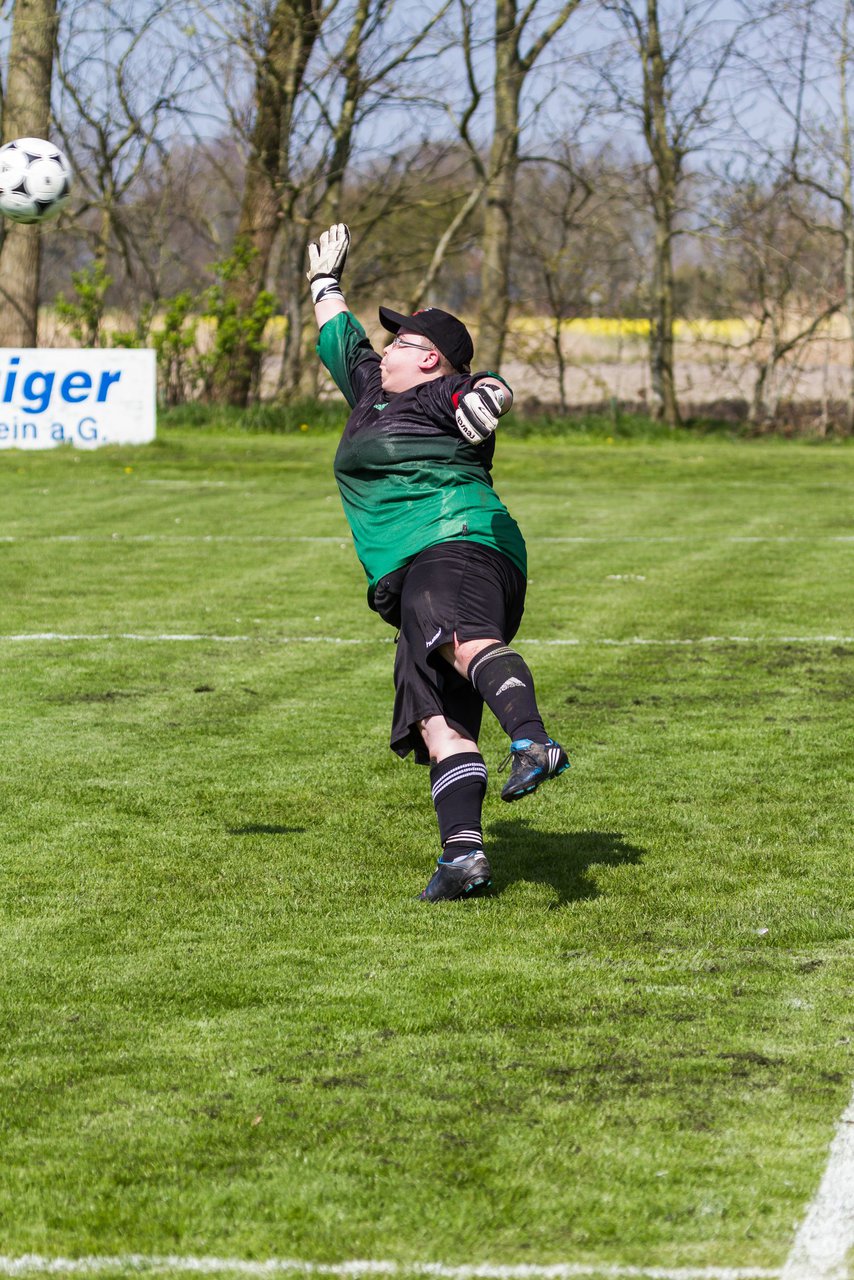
376,541,527,764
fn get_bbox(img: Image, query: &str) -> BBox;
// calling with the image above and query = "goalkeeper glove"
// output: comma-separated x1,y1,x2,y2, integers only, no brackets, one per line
455,384,507,445
307,223,350,304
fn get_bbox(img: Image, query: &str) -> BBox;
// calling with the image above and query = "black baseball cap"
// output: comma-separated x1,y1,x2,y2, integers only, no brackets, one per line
379,306,474,373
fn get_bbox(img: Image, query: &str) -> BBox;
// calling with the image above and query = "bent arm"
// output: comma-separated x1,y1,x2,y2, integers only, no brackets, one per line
453,372,514,445
473,374,513,416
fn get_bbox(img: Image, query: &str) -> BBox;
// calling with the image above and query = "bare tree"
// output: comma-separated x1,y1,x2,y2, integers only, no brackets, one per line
52,0,201,299
0,0,59,346
840,0,854,429
706,169,840,426
218,0,323,403
511,145,651,411
475,0,584,369
187,0,453,404
511,147,593,411
342,143,487,313
278,0,452,393
754,0,854,429
598,0,746,425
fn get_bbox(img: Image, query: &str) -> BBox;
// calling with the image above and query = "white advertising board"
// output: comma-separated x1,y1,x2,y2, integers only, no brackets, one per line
0,348,156,449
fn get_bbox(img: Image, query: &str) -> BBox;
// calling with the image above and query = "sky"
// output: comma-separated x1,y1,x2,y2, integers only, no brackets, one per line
0,0,847,183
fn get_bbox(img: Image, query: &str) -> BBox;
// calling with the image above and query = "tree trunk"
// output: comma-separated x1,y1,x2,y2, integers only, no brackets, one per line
642,0,681,425
749,353,774,427
217,0,321,406
478,0,522,370
552,318,568,415
840,0,854,433
0,0,59,347
277,230,307,396
475,0,581,369
650,194,680,424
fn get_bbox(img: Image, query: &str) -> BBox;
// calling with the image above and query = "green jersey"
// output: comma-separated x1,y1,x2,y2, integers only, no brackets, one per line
318,311,526,603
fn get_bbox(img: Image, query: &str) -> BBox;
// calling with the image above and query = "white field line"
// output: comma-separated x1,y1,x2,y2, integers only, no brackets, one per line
0,535,851,545
0,1258,781,1280
0,634,852,647
0,535,349,544
780,1083,854,1280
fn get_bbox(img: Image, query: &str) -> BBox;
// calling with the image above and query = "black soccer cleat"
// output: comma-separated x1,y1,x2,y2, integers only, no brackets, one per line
419,850,493,902
500,738,570,802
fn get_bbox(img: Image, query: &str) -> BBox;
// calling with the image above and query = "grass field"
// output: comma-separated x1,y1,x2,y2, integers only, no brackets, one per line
0,427,852,1279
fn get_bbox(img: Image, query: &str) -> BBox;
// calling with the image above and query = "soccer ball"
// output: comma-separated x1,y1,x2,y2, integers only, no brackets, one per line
0,137,72,225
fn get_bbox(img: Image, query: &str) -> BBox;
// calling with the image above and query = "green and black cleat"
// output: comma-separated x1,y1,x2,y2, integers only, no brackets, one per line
419,850,493,902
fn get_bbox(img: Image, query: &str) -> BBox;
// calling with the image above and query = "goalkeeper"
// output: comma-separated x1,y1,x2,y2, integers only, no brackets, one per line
308,223,569,902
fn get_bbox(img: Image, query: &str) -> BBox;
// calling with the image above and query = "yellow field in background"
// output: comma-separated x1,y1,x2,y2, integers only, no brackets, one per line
510,316,750,340
39,309,846,350
273,313,827,345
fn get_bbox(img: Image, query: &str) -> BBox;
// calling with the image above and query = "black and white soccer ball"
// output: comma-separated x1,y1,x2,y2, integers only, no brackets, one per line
0,137,72,224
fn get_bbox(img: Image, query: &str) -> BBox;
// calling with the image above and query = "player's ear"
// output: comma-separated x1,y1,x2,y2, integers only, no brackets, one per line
420,349,441,372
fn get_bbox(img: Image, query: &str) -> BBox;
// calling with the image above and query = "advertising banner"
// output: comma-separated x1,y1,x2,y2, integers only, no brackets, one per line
0,348,156,449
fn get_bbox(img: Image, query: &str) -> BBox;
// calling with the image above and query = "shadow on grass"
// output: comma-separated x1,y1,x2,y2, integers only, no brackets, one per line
486,819,644,904
228,824,307,835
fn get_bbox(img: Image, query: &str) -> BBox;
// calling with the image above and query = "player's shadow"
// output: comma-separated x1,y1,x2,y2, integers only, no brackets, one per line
486,819,644,904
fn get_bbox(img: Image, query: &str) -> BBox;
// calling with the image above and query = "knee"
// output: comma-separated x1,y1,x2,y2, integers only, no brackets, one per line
419,715,475,762
452,636,503,681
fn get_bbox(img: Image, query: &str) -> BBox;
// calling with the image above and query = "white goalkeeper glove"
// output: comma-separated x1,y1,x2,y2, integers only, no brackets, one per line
307,223,350,304
455,384,507,445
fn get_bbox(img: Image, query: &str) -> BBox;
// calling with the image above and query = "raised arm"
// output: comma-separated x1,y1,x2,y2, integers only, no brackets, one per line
307,224,351,329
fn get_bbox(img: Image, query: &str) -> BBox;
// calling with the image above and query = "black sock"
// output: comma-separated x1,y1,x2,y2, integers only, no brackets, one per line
467,643,550,744
429,753,487,859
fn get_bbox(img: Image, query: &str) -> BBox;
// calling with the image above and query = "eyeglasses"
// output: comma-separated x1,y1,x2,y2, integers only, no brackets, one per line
389,335,435,353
